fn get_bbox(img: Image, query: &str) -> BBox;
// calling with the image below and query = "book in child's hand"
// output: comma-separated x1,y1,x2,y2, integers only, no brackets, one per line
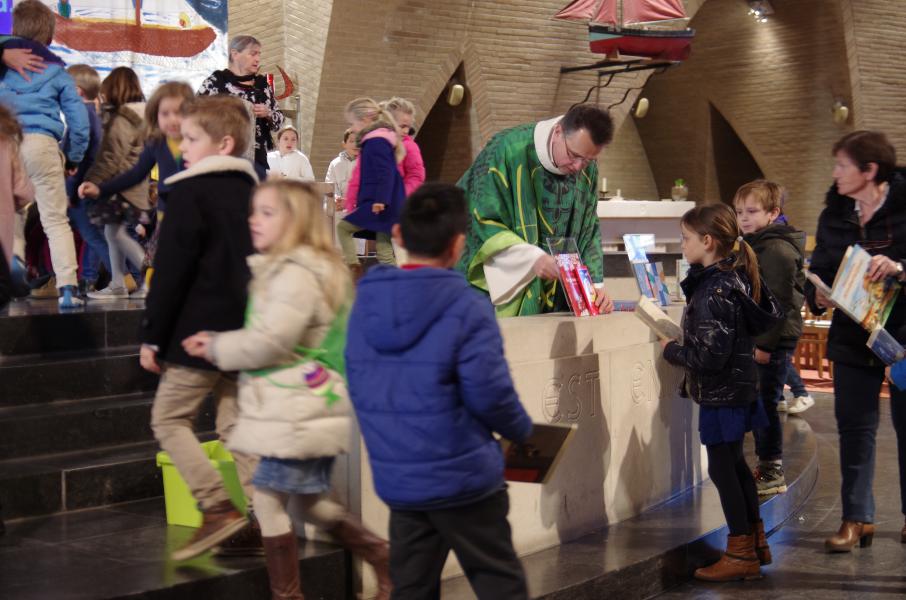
501,423,577,484
635,295,682,341
828,245,900,331
866,327,905,365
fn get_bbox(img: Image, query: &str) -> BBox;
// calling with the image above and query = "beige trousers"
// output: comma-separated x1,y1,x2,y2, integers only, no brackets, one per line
150,364,259,510
18,134,79,288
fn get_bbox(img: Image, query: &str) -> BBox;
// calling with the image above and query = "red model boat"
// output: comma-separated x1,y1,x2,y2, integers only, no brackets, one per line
554,0,695,62
53,0,216,58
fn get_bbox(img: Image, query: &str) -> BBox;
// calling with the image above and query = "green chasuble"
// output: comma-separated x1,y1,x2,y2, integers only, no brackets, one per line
455,122,603,316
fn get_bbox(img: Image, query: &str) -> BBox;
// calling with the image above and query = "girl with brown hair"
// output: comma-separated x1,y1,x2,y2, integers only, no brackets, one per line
661,203,782,581
82,66,149,300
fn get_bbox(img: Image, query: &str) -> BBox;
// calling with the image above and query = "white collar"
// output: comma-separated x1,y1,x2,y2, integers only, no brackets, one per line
164,155,259,186
533,115,565,176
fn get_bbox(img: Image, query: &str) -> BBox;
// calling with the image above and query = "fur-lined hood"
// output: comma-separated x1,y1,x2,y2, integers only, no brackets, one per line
165,155,259,186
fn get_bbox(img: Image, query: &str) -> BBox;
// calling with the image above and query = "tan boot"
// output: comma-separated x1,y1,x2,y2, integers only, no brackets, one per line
327,515,391,600
825,520,874,552
752,520,772,565
262,532,305,600
171,499,247,561
694,534,762,582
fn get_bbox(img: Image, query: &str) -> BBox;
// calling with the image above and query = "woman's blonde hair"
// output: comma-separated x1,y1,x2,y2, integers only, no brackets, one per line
382,97,416,118
145,81,194,140
681,203,762,302
255,180,350,311
344,97,405,162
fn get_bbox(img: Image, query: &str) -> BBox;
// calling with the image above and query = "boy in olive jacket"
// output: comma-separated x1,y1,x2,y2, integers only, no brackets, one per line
736,180,806,496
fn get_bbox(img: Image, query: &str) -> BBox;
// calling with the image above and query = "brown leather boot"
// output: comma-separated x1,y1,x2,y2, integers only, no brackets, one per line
215,513,265,556
262,532,305,600
328,516,391,600
752,520,772,565
694,534,762,582
825,520,874,552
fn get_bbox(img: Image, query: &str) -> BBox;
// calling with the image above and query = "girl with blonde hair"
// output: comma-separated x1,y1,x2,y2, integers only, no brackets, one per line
183,180,391,599
382,96,425,195
336,98,406,276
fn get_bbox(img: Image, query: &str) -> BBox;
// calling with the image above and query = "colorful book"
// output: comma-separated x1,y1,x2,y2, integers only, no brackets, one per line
819,245,901,331
635,295,682,341
866,327,905,365
554,253,590,316
501,423,577,484
574,265,600,316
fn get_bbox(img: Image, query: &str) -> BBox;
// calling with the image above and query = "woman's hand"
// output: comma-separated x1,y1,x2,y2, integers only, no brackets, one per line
78,182,100,199
659,338,675,349
532,254,559,280
140,345,161,374
814,287,831,309
182,332,213,359
754,348,771,365
252,103,271,118
867,255,901,281
594,286,614,314
372,203,386,214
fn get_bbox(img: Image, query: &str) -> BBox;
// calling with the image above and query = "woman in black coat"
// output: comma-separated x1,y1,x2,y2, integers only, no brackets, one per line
807,131,906,552
197,35,284,178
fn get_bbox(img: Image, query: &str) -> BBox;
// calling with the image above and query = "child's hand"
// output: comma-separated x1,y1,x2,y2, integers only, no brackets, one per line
140,345,161,374
754,348,771,364
335,197,345,211
372,203,386,214
594,285,615,314
182,332,213,360
659,338,675,349
78,182,100,199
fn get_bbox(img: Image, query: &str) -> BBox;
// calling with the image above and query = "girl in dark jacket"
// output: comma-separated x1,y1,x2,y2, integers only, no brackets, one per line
807,131,906,553
662,204,782,582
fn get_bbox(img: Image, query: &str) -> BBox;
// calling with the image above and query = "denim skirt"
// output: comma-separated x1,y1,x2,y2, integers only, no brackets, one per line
252,456,335,495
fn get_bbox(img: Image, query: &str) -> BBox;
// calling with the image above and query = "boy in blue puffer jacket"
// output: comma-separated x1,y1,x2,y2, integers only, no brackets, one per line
346,182,534,600
0,0,89,308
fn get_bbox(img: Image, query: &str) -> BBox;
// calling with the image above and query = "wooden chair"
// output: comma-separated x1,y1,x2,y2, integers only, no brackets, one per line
795,307,833,380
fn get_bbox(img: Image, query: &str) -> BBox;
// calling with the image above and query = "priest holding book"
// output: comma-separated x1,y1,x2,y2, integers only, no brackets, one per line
456,104,616,316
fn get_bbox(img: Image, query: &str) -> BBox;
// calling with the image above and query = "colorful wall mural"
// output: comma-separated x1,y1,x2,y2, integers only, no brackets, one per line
47,0,227,93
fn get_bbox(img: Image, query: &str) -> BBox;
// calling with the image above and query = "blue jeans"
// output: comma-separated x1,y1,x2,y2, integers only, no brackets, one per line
785,358,807,397
67,201,110,282
833,362,906,522
754,349,792,462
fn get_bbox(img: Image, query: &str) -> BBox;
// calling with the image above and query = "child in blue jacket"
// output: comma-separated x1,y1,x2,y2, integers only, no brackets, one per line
346,182,534,600
0,1,89,308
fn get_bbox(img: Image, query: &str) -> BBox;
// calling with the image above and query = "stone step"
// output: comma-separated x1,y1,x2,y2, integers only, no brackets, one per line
0,347,158,407
0,437,215,520
0,300,144,357
0,393,216,461
0,498,350,600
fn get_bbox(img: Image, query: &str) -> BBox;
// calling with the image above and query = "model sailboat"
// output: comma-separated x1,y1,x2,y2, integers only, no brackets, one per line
53,0,217,58
554,0,694,61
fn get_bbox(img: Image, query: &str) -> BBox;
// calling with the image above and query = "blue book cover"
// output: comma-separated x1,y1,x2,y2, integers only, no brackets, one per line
867,327,905,365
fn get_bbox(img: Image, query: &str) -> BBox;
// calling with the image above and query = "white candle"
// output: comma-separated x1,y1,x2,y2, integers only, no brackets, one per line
600,177,607,193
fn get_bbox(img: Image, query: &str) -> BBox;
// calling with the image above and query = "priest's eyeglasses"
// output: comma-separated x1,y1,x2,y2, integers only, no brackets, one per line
563,139,597,166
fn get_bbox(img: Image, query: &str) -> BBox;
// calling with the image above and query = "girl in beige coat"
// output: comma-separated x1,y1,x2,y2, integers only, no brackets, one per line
0,105,35,269
82,67,149,300
183,180,390,600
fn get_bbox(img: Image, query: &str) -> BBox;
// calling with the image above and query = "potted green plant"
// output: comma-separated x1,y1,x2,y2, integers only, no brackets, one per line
671,178,688,202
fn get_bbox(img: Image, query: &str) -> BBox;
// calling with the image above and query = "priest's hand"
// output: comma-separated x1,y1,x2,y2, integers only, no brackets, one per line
594,285,614,314
532,254,559,280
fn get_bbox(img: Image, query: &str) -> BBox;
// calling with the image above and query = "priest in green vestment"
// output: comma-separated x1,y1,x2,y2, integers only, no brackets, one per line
456,104,616,316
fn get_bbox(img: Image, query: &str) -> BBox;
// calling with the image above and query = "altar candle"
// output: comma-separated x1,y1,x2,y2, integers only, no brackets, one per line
600,177,607,193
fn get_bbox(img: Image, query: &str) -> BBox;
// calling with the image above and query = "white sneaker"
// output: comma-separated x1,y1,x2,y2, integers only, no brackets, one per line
787,395,815,415
88,286,129,300
130,287,148,299
777,399,789,413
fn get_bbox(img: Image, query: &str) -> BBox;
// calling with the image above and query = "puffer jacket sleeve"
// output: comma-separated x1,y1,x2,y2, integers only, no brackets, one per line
210,262,320,372
663,290,736,374
456,296,533,443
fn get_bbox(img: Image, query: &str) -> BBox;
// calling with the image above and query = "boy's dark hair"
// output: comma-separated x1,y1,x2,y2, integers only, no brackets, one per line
400,183,468,257
561,103,614,146
13,0,55,45
832,130,897,184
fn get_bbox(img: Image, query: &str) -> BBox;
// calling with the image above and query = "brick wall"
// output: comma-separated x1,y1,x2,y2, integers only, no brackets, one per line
635,0,853,232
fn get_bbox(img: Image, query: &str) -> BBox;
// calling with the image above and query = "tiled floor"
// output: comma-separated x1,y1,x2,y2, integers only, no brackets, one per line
655,392,906,599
